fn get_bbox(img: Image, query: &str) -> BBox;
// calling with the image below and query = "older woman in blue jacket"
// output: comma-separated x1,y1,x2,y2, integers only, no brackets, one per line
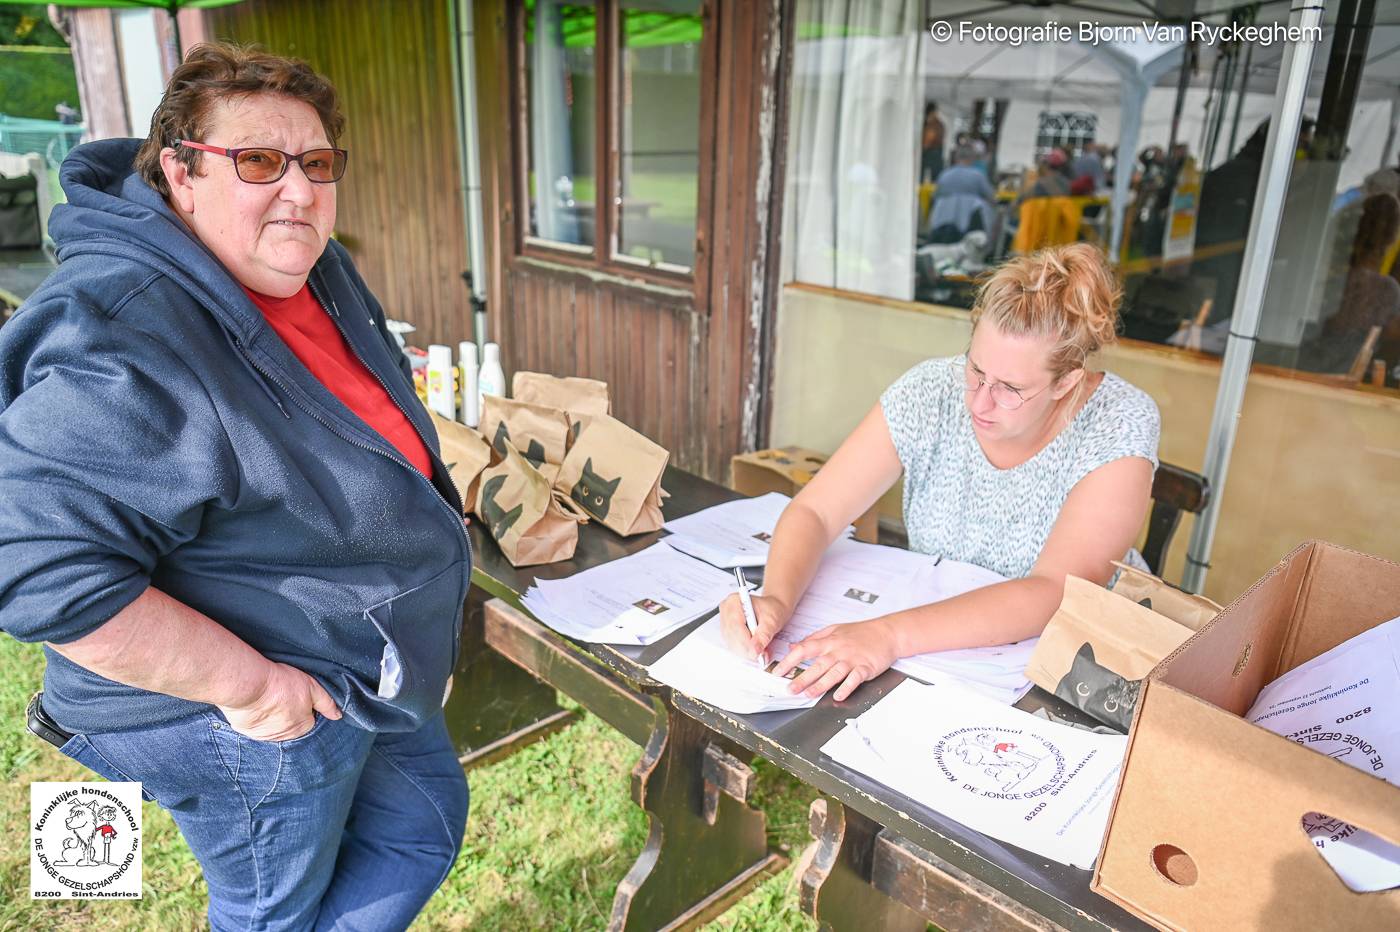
0,44,470,929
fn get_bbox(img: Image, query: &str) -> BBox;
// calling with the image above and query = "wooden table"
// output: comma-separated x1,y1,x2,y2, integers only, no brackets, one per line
448,467,1153,931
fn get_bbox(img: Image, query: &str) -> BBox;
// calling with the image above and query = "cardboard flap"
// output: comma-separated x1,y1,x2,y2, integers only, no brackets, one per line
1284,543,1400,674
1096,684,1400,930
1155,543,1315,716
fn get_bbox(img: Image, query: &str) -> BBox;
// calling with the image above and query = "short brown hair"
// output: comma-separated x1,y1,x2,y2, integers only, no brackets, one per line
970,243,1122,379
135,42,345,198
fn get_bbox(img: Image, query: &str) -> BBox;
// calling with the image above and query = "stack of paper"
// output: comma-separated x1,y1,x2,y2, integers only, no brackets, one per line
822,679,1127,870
767,538,1034,704
521,543,736,645
648,616,818,714
1245,614,1400,893
661,492,853,568
893,638,1037,705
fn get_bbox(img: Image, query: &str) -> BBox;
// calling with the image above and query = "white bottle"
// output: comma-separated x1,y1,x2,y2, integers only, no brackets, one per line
478,342,506,414
458,341,479,427
425,344,456,421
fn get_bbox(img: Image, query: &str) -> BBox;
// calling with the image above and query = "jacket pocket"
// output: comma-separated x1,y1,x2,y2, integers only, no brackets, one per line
363,562,466,726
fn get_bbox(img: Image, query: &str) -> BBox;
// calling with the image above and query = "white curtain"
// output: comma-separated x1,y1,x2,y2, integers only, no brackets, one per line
783,0,921,300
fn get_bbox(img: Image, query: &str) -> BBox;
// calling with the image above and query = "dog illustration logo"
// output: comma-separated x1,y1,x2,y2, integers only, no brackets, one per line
843,588,879,605
31,781,143,897
951,732,1047,792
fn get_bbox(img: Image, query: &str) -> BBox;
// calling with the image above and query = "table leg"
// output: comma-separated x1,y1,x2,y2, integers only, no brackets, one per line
480,598,787,930
444,586,577,769
610,703,787,931
799,798,925,932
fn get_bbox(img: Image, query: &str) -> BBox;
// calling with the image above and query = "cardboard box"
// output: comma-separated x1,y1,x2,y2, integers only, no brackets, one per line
1092,541,1400,929
730,447,878,543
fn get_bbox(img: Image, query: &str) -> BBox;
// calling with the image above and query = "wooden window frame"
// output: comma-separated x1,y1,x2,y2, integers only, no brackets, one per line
509,0,715,294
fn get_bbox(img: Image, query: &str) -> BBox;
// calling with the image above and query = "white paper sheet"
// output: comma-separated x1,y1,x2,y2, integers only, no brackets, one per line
648,616,818,714
822,679,1127,869
521,543,736,645
1245,614,1400,892
660,492,799,568
662,492,860,569
766,539,1034,703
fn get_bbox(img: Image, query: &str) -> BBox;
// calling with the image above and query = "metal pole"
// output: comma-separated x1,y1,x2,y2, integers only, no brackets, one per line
449,0,490,347
1182,3,1326,594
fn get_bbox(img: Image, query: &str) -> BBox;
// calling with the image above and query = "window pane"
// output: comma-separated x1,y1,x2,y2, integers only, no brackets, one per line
525,0,597,249
616,0,703,270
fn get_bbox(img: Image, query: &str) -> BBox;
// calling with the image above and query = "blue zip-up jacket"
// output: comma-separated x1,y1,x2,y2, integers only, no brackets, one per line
0,139,472,734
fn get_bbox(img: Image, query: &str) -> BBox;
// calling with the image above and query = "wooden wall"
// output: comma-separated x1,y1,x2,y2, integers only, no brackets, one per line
203,0,472,348
474,0,787,480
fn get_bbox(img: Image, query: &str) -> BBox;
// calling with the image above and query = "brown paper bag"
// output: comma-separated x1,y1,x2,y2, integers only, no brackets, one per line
512,371,610,417
427,410,495,514
1026,575,1200,731
476,443,588,566
555,414,668,536
1109,561,1221,631
479,395,571,469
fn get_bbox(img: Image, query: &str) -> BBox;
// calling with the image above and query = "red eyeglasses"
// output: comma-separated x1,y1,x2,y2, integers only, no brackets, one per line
177,140,348,184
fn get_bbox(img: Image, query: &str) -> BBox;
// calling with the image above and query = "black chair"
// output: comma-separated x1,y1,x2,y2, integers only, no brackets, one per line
1142,461,1210,579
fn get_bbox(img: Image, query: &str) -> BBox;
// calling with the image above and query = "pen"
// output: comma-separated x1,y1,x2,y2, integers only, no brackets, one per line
733,567,768,668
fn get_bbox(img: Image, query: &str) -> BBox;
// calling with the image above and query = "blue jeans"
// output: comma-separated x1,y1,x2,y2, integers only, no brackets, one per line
60,709,468,931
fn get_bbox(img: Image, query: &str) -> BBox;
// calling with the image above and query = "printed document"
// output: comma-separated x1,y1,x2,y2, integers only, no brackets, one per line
522,543,735,645
1245,614,1400,892
661,492,851,568
822,679,1127,869
648,616,818,714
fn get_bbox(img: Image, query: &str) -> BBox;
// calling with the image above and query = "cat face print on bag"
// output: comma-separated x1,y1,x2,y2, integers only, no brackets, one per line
1053,642,1141,732
490,419,547,467
481,474,523,540
571,457,621,520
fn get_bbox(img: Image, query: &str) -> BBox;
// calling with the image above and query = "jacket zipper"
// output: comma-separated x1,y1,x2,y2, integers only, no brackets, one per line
231,292,472,650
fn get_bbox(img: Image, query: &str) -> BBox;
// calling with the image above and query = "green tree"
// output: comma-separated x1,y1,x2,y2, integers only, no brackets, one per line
0,5,81,122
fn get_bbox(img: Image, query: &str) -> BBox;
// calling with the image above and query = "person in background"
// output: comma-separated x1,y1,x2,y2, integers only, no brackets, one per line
719,244,1159,701
1070,143,1106,196
1018,147,1073,204
928,144,996,244
921,102,946,184
1312,193,1400,381
0,43,470,929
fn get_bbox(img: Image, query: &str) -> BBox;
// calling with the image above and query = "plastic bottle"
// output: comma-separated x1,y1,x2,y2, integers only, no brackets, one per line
458,341,479,427
478,342,506,413
425,344,456,421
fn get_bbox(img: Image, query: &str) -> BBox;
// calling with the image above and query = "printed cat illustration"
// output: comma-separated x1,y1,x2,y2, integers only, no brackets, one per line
481,474,523,539
492,420,547,466
1053,642,1140,732
492,421,512,456
571,457,621,520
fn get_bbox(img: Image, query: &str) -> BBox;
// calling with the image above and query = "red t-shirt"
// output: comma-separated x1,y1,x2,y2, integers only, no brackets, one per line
243,285,433,477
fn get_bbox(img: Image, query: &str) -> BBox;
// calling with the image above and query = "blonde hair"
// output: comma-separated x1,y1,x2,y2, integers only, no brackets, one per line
969,243,1122,380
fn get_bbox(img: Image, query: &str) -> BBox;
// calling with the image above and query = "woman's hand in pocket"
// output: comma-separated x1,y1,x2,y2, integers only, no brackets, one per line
219,660,341,741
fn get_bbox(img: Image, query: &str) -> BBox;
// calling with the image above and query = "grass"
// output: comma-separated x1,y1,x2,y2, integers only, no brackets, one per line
0,637,819,931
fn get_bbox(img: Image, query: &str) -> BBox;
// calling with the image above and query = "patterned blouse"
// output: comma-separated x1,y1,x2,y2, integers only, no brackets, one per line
880,356,1160,579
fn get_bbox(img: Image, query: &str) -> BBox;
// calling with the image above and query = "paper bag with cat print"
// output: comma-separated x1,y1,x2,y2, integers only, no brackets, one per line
555,414,668,536
1026,575,1199,732
1108,561,1220,631
476,443,588,566
511,371,610,418
427,410,495,516
480,395,571,470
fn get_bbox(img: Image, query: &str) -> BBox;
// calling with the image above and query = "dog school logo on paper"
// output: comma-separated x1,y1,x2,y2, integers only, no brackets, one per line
31,782,142,899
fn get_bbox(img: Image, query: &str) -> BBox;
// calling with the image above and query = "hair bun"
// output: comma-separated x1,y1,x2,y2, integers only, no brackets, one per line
971,243,1122,376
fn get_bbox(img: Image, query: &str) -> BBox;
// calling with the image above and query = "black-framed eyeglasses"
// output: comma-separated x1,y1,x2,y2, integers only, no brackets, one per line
963,356,1052,410
177,140,348,184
